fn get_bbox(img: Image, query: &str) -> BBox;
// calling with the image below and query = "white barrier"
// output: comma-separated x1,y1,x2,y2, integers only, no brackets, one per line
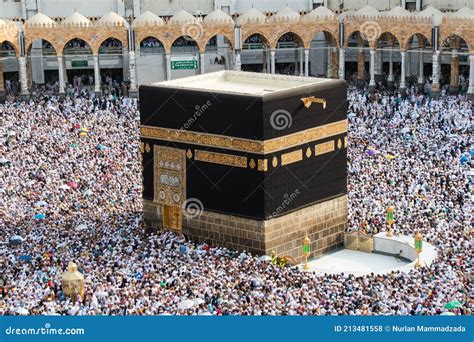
373,232,438,273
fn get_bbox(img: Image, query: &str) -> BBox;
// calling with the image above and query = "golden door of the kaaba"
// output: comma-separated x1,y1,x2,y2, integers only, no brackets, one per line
344,231,374,253
153,146,186,234
162,205,183,231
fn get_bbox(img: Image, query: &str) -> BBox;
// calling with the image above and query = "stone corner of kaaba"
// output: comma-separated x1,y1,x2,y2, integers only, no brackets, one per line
139,72,347,259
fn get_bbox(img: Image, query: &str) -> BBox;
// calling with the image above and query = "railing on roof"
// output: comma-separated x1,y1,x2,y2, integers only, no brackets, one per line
98,46,123,54
63,47,93,55
140,46,165,54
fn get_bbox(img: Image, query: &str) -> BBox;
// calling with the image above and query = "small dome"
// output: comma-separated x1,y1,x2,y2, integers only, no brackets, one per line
338,10,355,23
63,11,91,26
447,7,474,18
132,11,164,27
384,6,411,17
236,8,266,25
168,10,196,24
355,5,380,17
203,9,233,24
26,12,55,26
304,6,335,21
97,11,129,27
270,6,300,22
416,6,443,26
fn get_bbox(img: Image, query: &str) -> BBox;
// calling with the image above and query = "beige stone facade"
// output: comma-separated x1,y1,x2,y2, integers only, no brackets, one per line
144,195,347,262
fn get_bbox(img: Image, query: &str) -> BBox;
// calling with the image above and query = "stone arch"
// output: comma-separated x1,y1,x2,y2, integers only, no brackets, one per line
441,33,470,51
98,37,124,55
26,38,58,56
304,27,338,49
309,30,337,47
376,32,401,49
139,36,165,54
308,31,338,78
171,35,200,54
61,37,93,56
404,33,431,51
202,33,234,52
1,40,19,57
242,32,270,48
273,31,304,49
345,30,369,49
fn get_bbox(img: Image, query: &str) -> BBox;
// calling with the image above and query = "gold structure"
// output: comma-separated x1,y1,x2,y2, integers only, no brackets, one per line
315,140,335,156
301,96,327,109
302,232,311,270
140,119,347,154
414,231,423,268
386,206,395,237
257,159,268,171
344,231,374,253
153,146,186,207
194,150,248,168
162,205,183,233
281,149,303,166
61,262,85,300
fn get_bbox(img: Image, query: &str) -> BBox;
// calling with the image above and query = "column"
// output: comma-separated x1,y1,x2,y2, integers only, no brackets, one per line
338,47,345,80
200,52,205,74
449,48,459,94
129,51,137,94
262,49,267,73
18,56,29,98
304,48,309,77
405,50,411,79
400,51,406,91
270,49,276,74
62,55,68,88
388,48,394,82
375,49,383,81
165,53,171,81
57,55,65,94
418,49,424,87
0,62,5,102
299,47,304,76
326,47,333,78
357,48,365,83
431,50,440,94
234,51,241,71
331,48,339,78
377,50,383,74
369,48,376,90
93,54,101,94
467,54,474,98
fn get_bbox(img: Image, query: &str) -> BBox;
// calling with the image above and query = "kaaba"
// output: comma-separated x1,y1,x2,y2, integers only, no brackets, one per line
140,71,347,261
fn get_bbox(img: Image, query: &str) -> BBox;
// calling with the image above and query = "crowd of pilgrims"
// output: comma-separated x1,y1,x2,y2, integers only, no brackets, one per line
0,83,471,316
